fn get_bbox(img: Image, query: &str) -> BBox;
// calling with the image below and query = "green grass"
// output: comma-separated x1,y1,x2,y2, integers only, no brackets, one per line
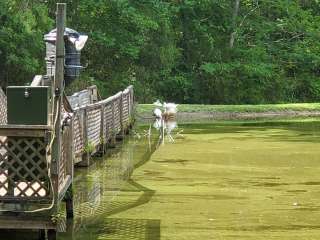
137,103,320,114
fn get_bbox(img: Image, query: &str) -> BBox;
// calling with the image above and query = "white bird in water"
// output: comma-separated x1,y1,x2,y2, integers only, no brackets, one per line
153,108,162,119
163,102,178,114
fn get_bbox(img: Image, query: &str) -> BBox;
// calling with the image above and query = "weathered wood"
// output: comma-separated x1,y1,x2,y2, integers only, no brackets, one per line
78,108,90,167
100,103,105,153
0,217,56,229
88,85,98,103
0,135,51,202
0,5,135,236
120,92,124,136
73,109,84,162
0,127,49,137
0,83,134,232
0,88,7,125
86,106,101,148
0,85,134,203
64,183,74,219
58,174,72,201
67,86,94,109
67,120,74,178
111,99,116,146
31,75,44,86
51,3,66,214
58,120,73,197
0,125,51,130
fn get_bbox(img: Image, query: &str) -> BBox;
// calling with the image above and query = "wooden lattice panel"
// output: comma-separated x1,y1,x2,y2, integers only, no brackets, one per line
129,87,134,115
59,124,72,190
103,103,114,141
0,88,7,125
0,136,50,199
87,107,101,147
122,93,130,126
68,89,91,109
59,131,67,189
73,112,84,156
113,98,121,134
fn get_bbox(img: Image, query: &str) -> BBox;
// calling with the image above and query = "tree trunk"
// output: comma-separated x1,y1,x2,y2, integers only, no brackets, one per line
229,0,240,48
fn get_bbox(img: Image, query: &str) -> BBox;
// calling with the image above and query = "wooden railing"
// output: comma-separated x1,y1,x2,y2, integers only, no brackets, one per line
0,85,134,211
71,86,134,165
58,121,73,200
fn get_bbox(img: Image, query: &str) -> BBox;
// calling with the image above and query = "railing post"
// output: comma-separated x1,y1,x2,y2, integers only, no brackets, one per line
130,87,134,121
111,100,116,146
80,107,90,166
120,92,124,136
67,119,74,179
100,103,105,153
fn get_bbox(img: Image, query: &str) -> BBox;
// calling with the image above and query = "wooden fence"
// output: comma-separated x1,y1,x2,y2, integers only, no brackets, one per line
0,85,134,237
70,85,134,165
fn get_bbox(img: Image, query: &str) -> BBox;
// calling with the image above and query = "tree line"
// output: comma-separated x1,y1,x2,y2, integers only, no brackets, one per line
1,0,320,104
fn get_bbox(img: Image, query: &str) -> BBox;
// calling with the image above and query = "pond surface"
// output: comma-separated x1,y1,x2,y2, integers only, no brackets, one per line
7,120,320,239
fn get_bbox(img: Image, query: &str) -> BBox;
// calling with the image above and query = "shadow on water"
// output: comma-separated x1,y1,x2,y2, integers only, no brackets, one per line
57,130,161,240
64,218,160,240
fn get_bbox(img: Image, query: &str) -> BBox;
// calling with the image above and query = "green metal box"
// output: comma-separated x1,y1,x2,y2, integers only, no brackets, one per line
7,86,50,125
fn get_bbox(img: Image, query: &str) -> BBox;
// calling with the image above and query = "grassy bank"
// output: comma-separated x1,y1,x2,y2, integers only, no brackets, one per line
137,103,320,114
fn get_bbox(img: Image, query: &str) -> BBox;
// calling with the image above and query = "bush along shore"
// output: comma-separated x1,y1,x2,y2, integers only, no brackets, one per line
136,103,320,122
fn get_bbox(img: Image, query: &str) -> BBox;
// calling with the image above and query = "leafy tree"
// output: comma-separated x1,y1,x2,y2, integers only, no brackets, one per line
0,0,52,88
2,0,320,105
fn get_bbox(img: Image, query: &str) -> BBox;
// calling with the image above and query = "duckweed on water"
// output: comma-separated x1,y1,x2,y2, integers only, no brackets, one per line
7,120,320,239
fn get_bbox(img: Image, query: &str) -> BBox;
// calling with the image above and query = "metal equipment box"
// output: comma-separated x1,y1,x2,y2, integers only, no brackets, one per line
7,86,50,125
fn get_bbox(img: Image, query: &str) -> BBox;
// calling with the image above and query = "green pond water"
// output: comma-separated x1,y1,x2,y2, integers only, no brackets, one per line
7,120,320,239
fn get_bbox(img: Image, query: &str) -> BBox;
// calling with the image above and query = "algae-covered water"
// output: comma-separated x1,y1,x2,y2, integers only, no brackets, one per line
6,120,320,239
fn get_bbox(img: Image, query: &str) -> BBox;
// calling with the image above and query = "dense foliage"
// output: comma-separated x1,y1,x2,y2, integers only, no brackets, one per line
1,0,320,104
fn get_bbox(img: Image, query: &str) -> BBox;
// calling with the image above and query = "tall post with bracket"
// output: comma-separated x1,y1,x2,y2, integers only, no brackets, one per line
51,2,66,214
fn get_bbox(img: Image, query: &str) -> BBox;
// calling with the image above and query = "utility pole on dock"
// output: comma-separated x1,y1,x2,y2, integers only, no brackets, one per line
51,3,66,211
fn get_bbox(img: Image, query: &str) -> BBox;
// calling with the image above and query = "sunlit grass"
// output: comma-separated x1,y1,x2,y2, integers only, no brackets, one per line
137,103,320,114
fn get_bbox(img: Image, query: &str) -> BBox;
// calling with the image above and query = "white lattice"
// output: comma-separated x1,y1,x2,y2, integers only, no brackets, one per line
0,136,50,200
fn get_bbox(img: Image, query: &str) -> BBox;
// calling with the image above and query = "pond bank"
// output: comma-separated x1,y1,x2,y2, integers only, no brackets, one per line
176,110,320,121
137,103,320,122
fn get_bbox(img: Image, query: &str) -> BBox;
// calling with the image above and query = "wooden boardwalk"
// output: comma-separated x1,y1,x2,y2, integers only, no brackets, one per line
0,85,134,239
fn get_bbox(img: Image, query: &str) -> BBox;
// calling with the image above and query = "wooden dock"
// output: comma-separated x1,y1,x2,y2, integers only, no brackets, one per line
0,4,136,239
0,84,134,239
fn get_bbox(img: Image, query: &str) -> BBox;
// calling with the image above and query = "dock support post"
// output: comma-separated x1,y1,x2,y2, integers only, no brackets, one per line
47,229,57,240
38,229,45,240
100,103,106,154
65,184,74,219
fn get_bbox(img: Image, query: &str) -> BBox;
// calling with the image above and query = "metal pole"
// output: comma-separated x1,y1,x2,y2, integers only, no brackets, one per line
51,3,66,210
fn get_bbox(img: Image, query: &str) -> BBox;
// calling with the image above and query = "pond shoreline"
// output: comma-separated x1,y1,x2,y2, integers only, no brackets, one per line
137,103,320,122
177,110,320,121
136,110,320,122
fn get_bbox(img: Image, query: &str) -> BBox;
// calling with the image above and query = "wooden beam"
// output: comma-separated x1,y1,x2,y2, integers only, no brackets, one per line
0,125,51,130
0,218,56,230
51,3,66,212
